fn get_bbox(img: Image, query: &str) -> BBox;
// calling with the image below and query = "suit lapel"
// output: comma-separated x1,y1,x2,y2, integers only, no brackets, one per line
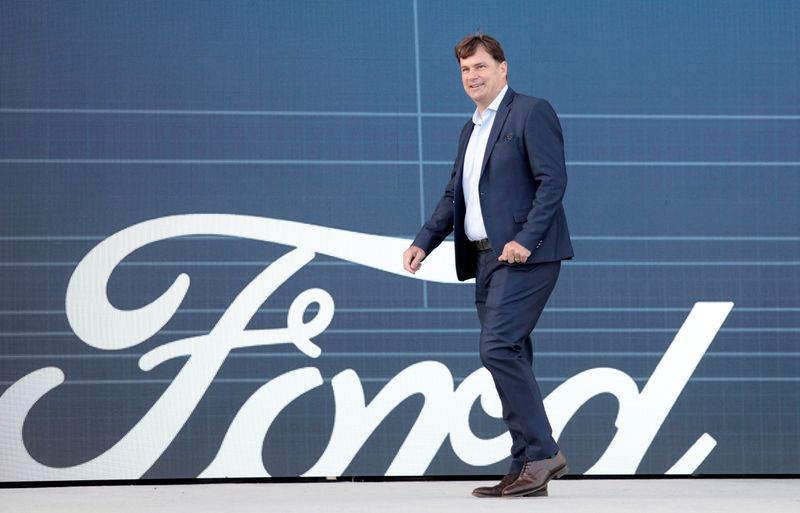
453,119,474,198
479,88,515,176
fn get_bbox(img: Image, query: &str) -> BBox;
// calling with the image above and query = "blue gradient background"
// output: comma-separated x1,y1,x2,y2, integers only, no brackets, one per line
1,0,799,478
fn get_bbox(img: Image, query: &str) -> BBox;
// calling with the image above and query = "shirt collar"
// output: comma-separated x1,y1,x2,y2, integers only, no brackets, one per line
472,84,509,125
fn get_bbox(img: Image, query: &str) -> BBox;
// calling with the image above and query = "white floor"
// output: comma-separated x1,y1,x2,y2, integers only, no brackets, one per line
1,479,798,513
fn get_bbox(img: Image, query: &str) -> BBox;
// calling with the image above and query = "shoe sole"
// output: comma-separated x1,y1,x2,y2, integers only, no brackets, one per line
522,488,548,497
474,487,548,498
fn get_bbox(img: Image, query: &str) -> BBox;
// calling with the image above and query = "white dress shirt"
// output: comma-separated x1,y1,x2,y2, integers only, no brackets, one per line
462,85,508,242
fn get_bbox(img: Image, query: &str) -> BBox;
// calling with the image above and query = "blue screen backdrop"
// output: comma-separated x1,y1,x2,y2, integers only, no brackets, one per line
1,1,799,480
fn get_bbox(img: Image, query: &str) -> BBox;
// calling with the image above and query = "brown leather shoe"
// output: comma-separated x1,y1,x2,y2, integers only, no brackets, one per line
472,474,547,498
501,451,568,497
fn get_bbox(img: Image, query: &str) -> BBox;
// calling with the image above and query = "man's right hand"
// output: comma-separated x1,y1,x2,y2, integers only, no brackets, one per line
402,245,427,274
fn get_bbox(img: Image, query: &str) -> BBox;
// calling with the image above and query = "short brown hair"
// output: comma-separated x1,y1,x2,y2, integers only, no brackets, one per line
454,33,506,63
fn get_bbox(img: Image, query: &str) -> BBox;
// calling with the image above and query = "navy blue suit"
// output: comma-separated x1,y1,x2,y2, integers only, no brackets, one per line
412,88,574,469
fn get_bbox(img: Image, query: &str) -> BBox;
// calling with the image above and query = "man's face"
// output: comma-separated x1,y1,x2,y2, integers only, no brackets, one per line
460,46,507,110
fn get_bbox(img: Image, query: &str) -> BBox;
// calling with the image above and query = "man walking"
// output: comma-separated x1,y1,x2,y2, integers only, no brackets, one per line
402,33,574,498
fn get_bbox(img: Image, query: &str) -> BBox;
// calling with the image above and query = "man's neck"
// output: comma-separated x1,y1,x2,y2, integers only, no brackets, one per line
475,84,508,117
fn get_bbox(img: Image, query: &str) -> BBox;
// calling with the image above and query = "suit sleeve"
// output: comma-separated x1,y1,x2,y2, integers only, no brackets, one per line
411,167,456,255
513,99,568,253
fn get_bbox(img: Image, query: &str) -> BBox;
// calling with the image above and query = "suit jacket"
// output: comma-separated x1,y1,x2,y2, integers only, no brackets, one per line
412,88,574,281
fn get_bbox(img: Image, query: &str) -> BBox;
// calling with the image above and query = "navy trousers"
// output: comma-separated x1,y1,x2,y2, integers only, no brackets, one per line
474,248,561,472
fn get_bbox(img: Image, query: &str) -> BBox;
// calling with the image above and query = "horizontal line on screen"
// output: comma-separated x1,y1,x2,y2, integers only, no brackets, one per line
0,158,421,165
0,108,424,117
1,158,799,167
568,161,800,167
2,307,797,316
560,114,800,121
573,236,800,241
2,260,799,267
2,351,799,360
1,377,798,386
568,261,800,266
3,108,800,121
2,327,800,337
3,235,800,242
0,261,352,267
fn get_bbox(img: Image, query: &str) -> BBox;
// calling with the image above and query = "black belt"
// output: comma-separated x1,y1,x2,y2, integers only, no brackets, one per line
474,238,492,251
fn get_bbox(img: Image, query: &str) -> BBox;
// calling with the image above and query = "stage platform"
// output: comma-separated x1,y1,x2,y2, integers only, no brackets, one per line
1,479,797,513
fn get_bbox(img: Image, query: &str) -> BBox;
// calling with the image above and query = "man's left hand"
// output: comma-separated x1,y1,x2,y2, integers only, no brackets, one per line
498,241,531,264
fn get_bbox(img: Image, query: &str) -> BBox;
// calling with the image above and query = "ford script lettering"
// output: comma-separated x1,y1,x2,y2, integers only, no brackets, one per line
0,215,732,480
